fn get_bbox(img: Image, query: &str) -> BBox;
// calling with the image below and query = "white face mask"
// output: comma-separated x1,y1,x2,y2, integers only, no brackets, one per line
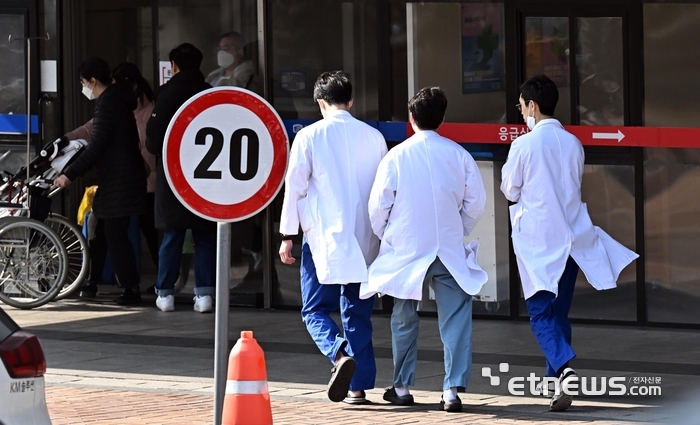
217,50,235,68
526,101,536,130
81,84,96,100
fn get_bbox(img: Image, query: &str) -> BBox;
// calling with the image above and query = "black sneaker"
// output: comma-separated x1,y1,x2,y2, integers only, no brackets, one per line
327,356,356,402
79,281,98,298
383,387,414,406
440,395,462,412
116,288,142,305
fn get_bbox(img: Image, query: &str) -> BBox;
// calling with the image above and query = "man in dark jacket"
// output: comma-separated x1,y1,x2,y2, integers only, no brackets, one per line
146,43,216,313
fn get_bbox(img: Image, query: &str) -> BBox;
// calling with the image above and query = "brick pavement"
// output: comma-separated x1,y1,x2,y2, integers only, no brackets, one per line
46,386,642,425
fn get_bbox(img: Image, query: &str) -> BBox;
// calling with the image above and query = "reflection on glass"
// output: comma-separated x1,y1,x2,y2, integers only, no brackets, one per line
158,0,258,90
645,148,700,324
269,0,378,120
0,15,26,115
404,3,506,123
86,1,154,88
154,0,262,302
524,16,570,124
643,4,700,128
577,17,624,126
519,164,637,321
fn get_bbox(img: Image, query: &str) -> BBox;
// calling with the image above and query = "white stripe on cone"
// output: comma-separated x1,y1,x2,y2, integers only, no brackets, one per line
225,380,269,395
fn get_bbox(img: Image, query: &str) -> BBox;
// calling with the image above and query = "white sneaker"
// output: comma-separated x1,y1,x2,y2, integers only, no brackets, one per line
536,378,556,397
550,367,577,412
156,295,175,312
193,295,213,313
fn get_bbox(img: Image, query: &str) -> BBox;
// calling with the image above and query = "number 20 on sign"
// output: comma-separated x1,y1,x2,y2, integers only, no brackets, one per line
163,87,289,222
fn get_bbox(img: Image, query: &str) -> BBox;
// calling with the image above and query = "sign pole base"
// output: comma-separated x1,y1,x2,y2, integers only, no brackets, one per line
214,222,231,425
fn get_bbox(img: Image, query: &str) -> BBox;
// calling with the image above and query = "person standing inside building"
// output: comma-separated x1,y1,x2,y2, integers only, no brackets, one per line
501,74,638,411
278,71,387,405
208,31,264,274
206,31,260,94
360,87,488,412
146,43,216,313
54,57,146,305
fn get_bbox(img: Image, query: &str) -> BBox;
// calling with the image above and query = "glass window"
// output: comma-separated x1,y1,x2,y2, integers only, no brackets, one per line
396,2,506,123
577,17,624,126
0,14,26,117
270,0,379,307
268,0,378,120
645,148,700,324
644,4,700,128
156,0,263,301
524,16,570,124
86,1,155,89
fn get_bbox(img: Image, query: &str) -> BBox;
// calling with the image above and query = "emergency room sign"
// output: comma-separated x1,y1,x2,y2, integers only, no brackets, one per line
163,87,289,222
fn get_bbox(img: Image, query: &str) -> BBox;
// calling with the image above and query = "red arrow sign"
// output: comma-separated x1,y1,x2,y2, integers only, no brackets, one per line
407,123,700,149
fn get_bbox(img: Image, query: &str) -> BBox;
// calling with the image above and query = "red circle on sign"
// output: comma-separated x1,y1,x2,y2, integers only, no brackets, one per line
164,88,288,222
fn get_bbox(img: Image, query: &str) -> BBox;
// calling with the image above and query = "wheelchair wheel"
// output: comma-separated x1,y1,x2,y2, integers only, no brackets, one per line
0,218,68,309
45,214,90,300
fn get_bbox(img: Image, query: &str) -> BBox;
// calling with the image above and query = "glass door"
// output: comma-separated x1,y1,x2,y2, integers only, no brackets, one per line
514,6,638,322
521,13,626,126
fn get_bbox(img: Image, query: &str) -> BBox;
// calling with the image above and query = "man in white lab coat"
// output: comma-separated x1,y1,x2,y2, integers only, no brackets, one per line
279,71,388,405
501,75,638,411
361,87,488,412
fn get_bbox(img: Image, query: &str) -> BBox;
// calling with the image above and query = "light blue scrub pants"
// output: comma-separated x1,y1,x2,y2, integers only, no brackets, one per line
524,256,579,377
392,257,473,391
300,241,376,391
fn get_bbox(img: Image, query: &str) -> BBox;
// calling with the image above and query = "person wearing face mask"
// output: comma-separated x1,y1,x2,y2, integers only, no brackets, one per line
64,63,159,298
208,31,264,275
501,74,638,412
54,57,147,305
206,31,260,94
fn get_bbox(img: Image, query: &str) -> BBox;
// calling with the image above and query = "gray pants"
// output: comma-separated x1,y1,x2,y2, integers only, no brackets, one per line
391,257,473,391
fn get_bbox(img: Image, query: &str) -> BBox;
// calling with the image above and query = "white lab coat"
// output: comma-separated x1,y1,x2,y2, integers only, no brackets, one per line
500,119,638,300
279,110,388,284
360,130,488,301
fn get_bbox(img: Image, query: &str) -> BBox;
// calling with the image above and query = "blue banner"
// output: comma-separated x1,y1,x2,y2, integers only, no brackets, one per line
0,114,39,134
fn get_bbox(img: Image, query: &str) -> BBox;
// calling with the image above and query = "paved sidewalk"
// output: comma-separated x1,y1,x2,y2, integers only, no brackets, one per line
46,385,650,425
5,300,699,424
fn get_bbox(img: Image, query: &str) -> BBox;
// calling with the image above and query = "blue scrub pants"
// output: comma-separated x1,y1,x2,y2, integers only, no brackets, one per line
300,241,376,391
525,256,579,377
392,257,473,391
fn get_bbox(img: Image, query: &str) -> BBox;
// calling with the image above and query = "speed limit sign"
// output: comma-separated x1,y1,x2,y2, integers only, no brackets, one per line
163,87,289,222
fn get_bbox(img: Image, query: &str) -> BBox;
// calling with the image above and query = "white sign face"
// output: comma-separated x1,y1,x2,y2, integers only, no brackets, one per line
179,104,274,205
163,87,289,222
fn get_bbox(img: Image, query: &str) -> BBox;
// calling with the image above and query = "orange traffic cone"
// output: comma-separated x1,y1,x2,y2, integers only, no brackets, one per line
222,330,273,425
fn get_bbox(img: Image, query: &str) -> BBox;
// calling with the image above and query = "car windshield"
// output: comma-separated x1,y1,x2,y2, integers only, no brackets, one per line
0,308,19,343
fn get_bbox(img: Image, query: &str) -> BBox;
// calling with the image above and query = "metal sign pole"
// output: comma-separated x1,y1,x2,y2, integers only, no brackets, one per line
214,222,231,425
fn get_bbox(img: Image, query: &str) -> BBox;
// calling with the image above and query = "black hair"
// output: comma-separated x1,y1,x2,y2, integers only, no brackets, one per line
112,62,154,103
408,86,447,131
169,43,203,71
78,57,111,86
312,71,352,106
520,75,558,116
220,31,246,50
